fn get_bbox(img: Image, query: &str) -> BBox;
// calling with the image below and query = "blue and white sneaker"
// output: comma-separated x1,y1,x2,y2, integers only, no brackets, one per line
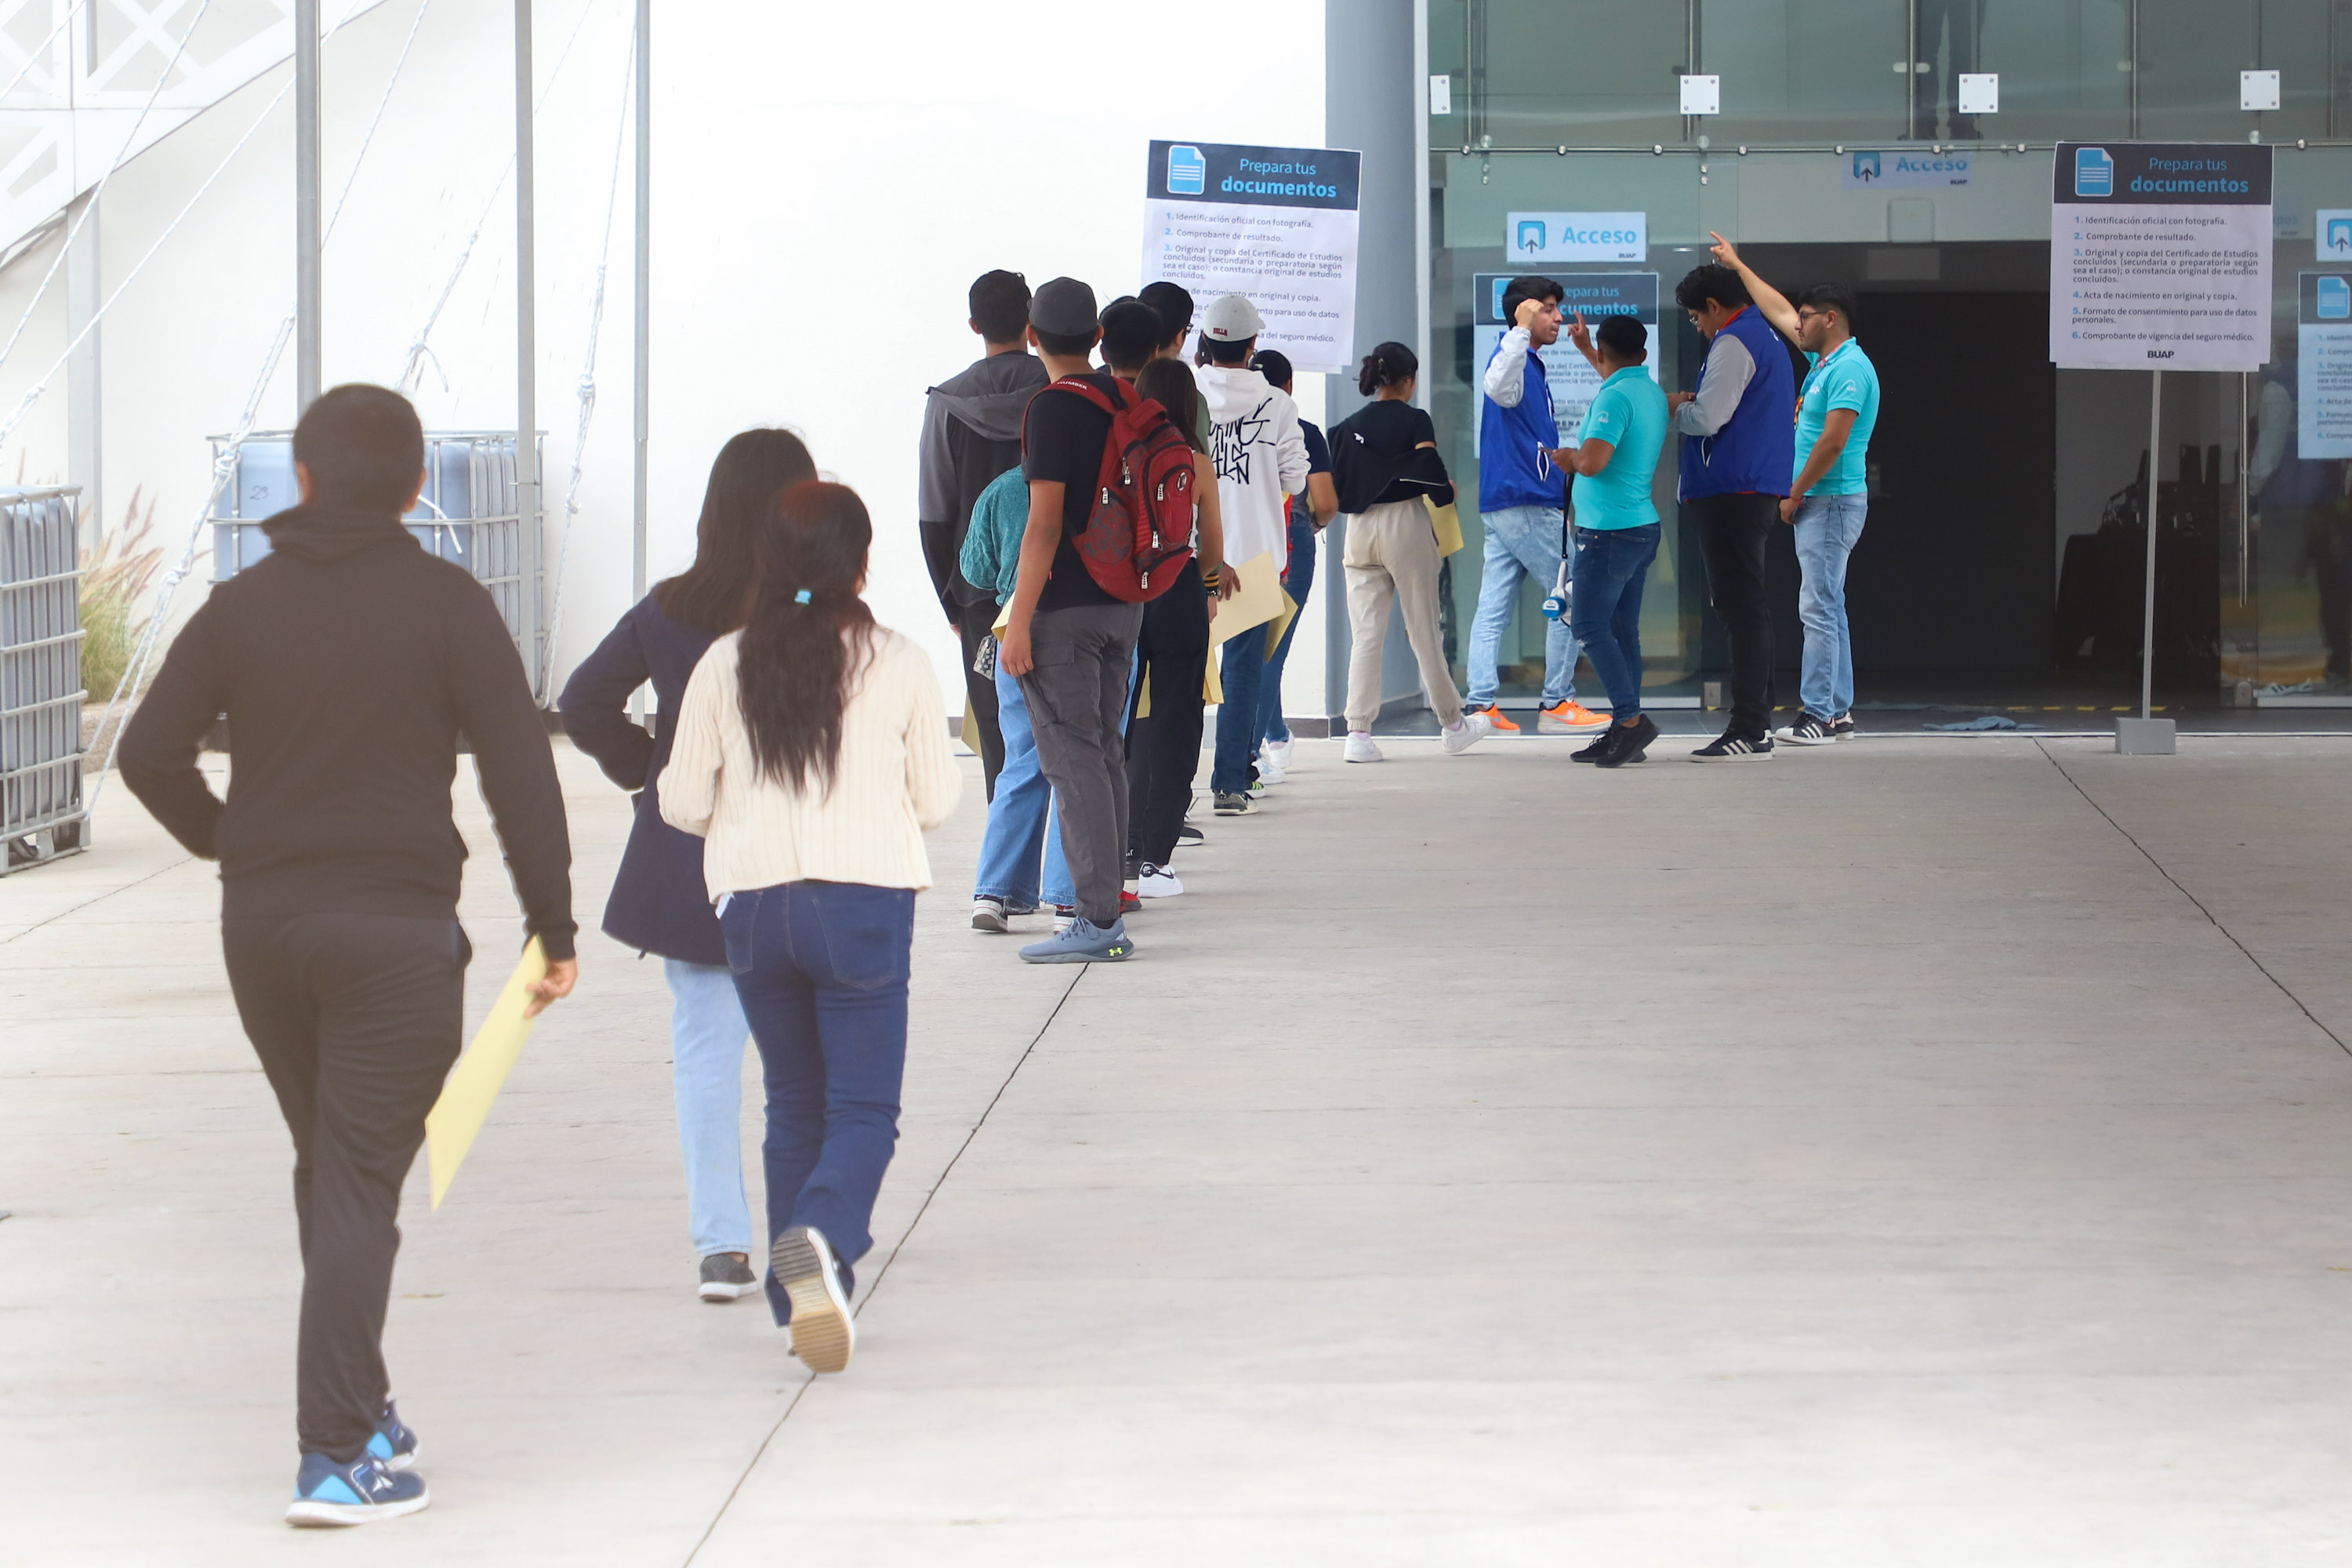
286,1450,429,1527
364,1399,419,1472
1018,916,1134,964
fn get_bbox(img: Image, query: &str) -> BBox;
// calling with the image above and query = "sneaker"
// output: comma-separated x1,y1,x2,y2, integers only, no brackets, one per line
1831,714,1856,740
1774,712,1838,746
1136,862,1184,898
1123,849,1142,882
1538,699,1611,735
1593,714,1658,769
1052,903,1077,935
698,1251,758,1302
1120,891,1142,916
1019,916,1136,964
1690,731,1774,761
1570,730,1613,763
1262,737,1294,776
771,1225,855,1374
1442,716,1486,755
1467,703,1521,733
364,1399,419,1472
286,1451,429,1527
971,896,1008,934
1214,792,1254,815
1176,824,1204,847
1343,731,1384,763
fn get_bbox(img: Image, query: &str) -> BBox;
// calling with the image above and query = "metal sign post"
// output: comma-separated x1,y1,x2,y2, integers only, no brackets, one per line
2121,368,2172,751
293,0,320,413
514,0,541,702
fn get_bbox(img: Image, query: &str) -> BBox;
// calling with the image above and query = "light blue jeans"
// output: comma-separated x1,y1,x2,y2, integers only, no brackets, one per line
1793,492,1868,720
1466,503,1579,706
664,958,754,1258
974,652,1073,911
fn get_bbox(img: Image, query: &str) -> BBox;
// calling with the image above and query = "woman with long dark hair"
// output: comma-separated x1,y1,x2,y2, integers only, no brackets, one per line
557,429,815,1305
661,480,960,1374
1328,342,1485,762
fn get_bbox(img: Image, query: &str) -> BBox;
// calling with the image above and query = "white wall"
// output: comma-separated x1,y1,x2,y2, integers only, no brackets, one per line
0,0,1330,722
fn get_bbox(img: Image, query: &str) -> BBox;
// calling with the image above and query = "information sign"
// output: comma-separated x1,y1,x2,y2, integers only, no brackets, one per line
2049,142,2272,371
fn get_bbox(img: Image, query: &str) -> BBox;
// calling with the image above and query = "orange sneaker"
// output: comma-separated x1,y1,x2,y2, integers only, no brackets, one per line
1468,704,1521,733
1538,699,1610,735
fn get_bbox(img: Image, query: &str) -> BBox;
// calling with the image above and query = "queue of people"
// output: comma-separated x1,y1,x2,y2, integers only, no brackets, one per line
110,243,1875,1529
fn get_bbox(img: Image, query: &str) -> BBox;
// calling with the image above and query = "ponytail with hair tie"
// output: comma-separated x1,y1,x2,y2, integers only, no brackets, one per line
1356,339,1420,397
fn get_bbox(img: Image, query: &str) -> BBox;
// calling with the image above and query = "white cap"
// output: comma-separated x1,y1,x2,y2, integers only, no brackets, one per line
1200,294,1265,341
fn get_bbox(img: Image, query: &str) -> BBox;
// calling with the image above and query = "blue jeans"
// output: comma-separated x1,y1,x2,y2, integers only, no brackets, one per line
663,960,754,1258
1466,503,1579,706
1567,523,1661,720
1211,620,1269,795
1257,517,1318,746
973,652,1072,910
1793,492,1868,720
720,880,914,1326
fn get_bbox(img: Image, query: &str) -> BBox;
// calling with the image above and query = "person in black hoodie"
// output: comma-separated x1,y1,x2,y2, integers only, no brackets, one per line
918,269,1049,798
558,427,814,1306
118,383,576,1529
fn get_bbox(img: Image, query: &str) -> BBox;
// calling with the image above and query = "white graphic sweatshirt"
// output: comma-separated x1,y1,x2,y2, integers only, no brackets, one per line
1196,365,1310,570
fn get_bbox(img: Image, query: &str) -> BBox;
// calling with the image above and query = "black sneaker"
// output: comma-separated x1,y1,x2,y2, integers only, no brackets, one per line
1213,792,1254,816
699,1251,758,1302
1830,715,1856,740
1594,713,1658,768
1123,848,1142,881
1775,712,1837,746
1570,730,1614,764
1690,731,1774,762
1176,825,1204,846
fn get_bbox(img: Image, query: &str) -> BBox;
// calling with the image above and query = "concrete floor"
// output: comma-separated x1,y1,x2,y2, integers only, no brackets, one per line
7,733,2352,1565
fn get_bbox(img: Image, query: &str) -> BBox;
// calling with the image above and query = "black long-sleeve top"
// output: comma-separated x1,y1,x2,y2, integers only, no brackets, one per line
118,504,576,960
1329,398,1456,514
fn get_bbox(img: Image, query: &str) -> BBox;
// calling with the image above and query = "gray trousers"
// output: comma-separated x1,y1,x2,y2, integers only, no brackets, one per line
1018,600,1144,926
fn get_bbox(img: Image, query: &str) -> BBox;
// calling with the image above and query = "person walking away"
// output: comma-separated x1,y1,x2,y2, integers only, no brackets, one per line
1123,355,1230,898
919,269,1047,797
1552,314,1671,768
1468,275,1610,739
558,429,815,1304
1193,294,1308,815
1247,347,1337,785
660,480,961,1374
998,277,1146,962
961,463,1076,928
1708,235,1878,746
1327,342,1486,762
118,384,578,1527
1668,261,1797,760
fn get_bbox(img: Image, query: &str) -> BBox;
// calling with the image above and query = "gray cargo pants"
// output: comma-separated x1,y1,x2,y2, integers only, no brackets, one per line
1018,600,1144,927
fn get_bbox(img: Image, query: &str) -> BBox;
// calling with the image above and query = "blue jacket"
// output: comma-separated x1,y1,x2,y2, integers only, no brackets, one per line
1678,307,1797,499
556,595,724,966
1479,333,1567,513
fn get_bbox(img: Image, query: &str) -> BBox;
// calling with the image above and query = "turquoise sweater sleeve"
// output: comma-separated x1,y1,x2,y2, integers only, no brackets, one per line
959,466,1031,605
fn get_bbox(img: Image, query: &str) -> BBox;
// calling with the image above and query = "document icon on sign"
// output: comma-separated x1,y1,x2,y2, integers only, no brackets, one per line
2320,276,2350,320
2074,147,2114,198
1167,144,1206,195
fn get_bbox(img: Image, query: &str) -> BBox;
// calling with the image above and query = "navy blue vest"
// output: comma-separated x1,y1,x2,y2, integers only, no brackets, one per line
1678,307,1796,499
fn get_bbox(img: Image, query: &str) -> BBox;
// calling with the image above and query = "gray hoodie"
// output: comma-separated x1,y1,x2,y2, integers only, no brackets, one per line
918,350,1048,608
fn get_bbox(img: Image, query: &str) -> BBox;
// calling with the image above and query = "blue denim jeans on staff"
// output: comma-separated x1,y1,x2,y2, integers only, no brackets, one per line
973,653,1073,911
720,880,914,1325
1567,522,1661,720
1257,517,1318,747
1467,503,1581,707
1792,492,1868,720
662,960,753,1259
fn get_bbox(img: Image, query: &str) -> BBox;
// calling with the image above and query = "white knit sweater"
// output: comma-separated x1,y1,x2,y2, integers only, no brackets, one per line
659,626,961,897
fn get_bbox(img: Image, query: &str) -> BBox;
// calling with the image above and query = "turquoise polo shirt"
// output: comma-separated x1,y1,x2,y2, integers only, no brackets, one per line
1795,339,1878,496
1570,365,1668,529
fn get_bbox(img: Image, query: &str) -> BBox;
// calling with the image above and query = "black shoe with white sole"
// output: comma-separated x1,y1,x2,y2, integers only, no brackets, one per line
699,1251,759,1301
1831,715,1856,740
1176,824,1204,846
1593,713,1658,769
1690,731,1774,762
1776,712,1838,746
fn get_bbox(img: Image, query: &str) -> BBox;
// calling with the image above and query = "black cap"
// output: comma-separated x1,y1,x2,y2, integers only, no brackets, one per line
1029,277,1098,337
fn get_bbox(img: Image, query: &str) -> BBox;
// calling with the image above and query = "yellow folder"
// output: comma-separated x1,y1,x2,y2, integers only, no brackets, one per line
424,938,547,1210
1209,551,1283,644
1424,496,1465,557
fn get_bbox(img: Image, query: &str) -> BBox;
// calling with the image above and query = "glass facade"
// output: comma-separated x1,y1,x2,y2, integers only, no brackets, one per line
1408,0,2352,715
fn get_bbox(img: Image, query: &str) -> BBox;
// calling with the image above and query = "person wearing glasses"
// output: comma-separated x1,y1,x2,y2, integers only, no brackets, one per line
1710,234,1880,746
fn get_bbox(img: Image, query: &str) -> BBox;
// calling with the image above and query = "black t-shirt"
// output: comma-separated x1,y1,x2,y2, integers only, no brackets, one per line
1022,372,1121,612
1330,398,1453,513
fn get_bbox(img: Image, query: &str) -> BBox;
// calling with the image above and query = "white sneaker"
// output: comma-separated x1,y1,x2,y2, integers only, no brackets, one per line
1344,731,1384,764
1135,862,1184,898
1443,713,1488,755
1263,738,1294,777
1258,750,1287,785
971,896,1008,934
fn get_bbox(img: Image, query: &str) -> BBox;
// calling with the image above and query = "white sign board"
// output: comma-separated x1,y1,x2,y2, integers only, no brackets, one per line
1842,148,1971,189
1142,140,1360,375
2049,141,2273,372
1504,211,1646,265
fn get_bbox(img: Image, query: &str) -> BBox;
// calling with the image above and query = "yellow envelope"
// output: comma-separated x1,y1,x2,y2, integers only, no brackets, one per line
1424,496,1465,557
1209,551,1283,644
960,697,981,755
425,938,547,1210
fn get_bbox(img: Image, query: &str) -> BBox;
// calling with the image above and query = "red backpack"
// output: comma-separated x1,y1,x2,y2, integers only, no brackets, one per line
1040,376,1197,601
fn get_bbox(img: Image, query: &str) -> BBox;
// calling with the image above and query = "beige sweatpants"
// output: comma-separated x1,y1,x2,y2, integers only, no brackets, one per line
1342,498,1465,733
